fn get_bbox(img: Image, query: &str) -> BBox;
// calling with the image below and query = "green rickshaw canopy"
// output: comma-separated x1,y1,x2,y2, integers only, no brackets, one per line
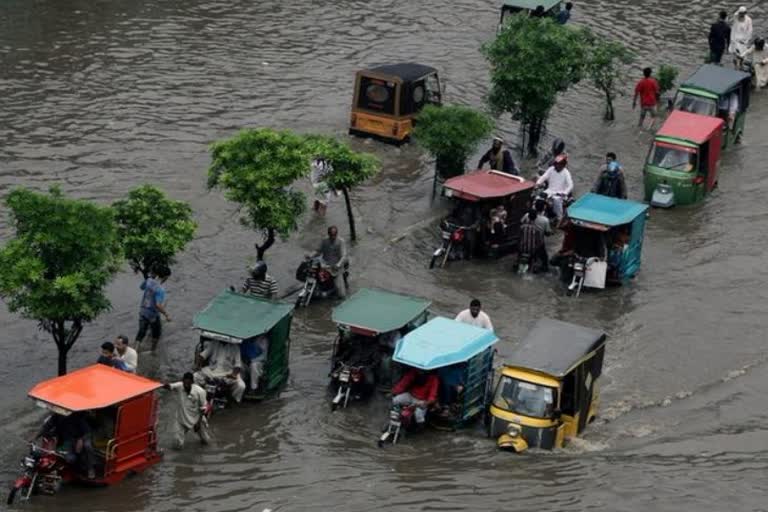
502,0,561,11
682,64,751,96
193,290,294,340
332,288,431,334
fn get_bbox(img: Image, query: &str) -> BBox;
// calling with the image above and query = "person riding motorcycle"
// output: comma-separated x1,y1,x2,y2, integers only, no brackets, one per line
535,154,574,222
536,137,566,173
592,155,627,199
391,368,440,426
478,137,519,175
239,261,278,299
308,225,349,298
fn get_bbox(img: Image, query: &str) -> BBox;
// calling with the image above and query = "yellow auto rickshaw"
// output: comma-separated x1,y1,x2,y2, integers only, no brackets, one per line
488,318,606,452
349,63,442,143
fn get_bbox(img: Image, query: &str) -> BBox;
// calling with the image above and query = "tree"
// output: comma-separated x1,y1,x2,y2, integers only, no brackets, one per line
113,185,197,279
412,104,494,179
0,187,122,375
482,14,588,156
657,64,679,97
208,128,310,260
305,136,380,242
585,37,635,120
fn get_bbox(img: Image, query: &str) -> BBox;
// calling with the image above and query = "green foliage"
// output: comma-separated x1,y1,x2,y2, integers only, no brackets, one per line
657,64,679,95
208,128,310,241
113,185,197,278
304,135,380,191
482,14,589,123
0,187,122,374
584,35,635,120
412,105,494,168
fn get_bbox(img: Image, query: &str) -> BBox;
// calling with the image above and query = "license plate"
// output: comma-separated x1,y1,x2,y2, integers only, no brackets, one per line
339,370,350,382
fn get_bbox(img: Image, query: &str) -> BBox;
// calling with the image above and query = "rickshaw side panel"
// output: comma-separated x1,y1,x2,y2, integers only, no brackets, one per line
457,347,495,424
264,313,293,392
107,392,161,480
619,215,647,280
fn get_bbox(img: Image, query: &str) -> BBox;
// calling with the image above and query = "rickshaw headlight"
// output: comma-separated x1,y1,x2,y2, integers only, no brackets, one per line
507,423,522,437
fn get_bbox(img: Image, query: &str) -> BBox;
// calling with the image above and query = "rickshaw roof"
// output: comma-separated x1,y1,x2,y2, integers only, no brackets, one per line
509,318,606,378
443,170,534,201
502,0,561,9
393,316,498,370
193,290,294,340
682,64,751,95
365,63,437,82
567,193,648,227
657,110,724,144
332,288,431,334
29,364,162,412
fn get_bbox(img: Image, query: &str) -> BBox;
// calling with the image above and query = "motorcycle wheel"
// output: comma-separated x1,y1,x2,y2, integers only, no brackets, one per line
7,484,28,505
428,255,438,269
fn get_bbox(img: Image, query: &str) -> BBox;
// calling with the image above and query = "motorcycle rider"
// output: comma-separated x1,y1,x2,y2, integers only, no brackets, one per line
391,368,440,426
38,412,96,479
535,153,574,222
194,339,246,403
164,372,210,449
478,137,519,175
536,137,566,173
240,261,278,299
592,153,628,199
310,225,348,298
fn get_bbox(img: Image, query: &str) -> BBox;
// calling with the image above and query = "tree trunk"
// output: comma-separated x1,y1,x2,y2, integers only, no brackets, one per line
57,347,69,376
51,319,82,376
527,118,544,157
341,187,357,242
255,228,275,260
604,90,615,121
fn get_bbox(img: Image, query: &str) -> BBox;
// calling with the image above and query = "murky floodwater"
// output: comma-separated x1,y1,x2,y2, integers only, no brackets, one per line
2,0,768,510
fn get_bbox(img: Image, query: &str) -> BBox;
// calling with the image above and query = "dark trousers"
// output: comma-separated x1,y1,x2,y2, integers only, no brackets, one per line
709,49,724,64
136,315,162,342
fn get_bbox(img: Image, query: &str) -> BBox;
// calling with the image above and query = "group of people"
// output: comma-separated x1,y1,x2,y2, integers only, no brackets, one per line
709,6,768,88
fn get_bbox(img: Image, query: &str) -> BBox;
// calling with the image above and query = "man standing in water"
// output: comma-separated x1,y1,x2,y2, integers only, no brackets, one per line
136,265,171,351
164,372,210,450
633,67,660,129
455,299,494,331
729,6,753,69
708,10,730,65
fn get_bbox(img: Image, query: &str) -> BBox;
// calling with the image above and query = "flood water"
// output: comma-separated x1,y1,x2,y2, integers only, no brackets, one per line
1,0,768,510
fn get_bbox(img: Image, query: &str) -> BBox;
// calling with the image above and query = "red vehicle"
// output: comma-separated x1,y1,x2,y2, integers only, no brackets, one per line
430,170,535,268
8,365,163,504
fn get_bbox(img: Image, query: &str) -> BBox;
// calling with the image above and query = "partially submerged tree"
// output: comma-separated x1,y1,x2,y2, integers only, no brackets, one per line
208,128,310,260
0,187,122,375
412,104,494,179
482,14,588,156
113,185,197,279
305,135,380,242
585,37,635,120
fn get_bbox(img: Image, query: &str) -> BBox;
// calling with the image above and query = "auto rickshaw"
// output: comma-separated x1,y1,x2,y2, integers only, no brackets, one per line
498,0,563,29
193,290,294,403
9,365,162,504
553,193,649,297
378,316,498,446
673,63,751,149
349,63,442,143
430,170,535,268
644,110,724,208
489,318,607,452
329,288,431,410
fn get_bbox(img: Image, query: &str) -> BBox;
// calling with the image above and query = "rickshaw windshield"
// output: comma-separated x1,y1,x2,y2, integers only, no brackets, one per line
493,376,556,418
649,143,698,172
357,76,396,114
674,93,717,117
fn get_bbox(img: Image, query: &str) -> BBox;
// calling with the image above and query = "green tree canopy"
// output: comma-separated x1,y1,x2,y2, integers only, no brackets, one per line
0,187,122,375
208,128,310,259
657,64,679,96
113,184,197,279
584,36,635,120
412,104,494,177
482,14,588,155
305,135,380,241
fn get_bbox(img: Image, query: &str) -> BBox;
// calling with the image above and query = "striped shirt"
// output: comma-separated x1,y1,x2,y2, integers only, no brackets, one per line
242,274,278,299
519,223,545,255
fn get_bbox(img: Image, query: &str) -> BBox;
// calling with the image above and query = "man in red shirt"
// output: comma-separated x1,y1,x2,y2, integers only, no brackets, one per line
391,368,439,425
633,67,661,129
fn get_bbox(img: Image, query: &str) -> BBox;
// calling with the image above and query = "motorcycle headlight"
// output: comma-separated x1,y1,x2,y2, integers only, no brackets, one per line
24,456,36,467
507,423,522,437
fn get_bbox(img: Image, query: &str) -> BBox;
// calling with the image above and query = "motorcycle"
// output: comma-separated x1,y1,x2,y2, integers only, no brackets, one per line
203,377,229,414
294,256,349,307
329,362,370,411
533,187,573,226
378,404,419,447
515,250,533,275
7,439,65,505
429,220,466,269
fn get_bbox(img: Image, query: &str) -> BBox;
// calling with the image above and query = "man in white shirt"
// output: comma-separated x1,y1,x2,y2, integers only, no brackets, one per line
164,372,210,449
115,335,138,373
536,154,574,221
455,299,494,331
194,340,246,403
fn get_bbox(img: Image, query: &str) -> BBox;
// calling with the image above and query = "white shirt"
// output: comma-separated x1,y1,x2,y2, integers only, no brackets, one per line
732,14,753,43
455,309,494,331
169,382,207,429
536,166,574,196
118,346,138,373
201,341,243,374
